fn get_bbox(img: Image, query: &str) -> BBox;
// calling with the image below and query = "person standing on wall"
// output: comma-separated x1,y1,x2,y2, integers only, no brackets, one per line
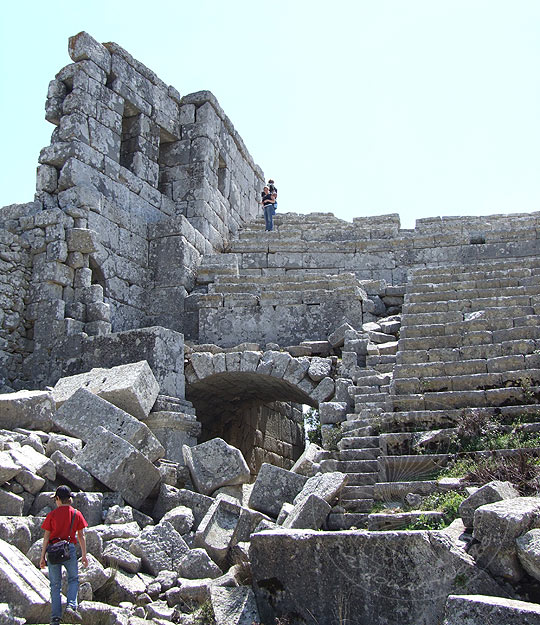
261,185,277,231
40,486,89,624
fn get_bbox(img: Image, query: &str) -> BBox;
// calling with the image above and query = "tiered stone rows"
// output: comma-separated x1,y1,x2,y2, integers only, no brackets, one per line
331,257,540,529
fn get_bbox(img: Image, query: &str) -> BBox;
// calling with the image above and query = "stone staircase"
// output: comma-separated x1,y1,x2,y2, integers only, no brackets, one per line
329,256,540,529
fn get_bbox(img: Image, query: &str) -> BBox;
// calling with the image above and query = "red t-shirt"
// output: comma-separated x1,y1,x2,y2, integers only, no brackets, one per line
41,506,88,543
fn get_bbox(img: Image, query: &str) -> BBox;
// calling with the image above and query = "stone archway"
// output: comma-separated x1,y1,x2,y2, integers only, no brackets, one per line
184,349,338,473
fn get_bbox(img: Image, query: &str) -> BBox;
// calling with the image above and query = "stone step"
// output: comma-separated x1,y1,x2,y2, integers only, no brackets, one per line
400,314,540,339
391,385,540,411
373,479,465,502
410,275,537,294
403,286,540,304
341,474,379,491
354,394,392,411
367,510,444,531
339,498,375,513
409,259,540,284
396,340,540,365
346,472,381,486
397,325,540,351
402,297,536,314
327,459,379,473
392,368,540,395
338,435,380,450
338,448,380,461
326,512,369,530
379,454,451,482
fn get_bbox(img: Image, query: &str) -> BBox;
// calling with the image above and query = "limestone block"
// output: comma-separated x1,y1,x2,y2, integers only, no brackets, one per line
53,360,160,420
294,472,349,506
103,543,142,574
0,490,24,516
51,450,96,491
66,227,98,253
0,451,21,485
183,438,250,496
459,480,519,529
13,469,45,495
53,388,164,462
473,497,540,581
130,521,188,575
248,463,307,518
152,484,213,528
319,401,347,425
190,352,215,379
250,530,504,625
69,31,112,73
0,602,25,625
79,553,110,592
277,502,294,525
0,537,50,623
166,578,212,606
516,529,540,582
75,426,161,509
160,505,194,535
328,322,355,348
310,377,335,403
283,357,310,385
443,594,540,625
8,445,56,481
178,548,222,580
0,517,43,555
210,586,260,625
282,494,331,530
290,443,324,477
104,505,133,525
97,566,146,604
0,390,54,431
194,497,241,566
307,357,332,382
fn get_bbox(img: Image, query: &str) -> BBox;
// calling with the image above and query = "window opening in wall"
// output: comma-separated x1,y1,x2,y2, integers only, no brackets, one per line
89,257,106,297
119,101,141,173
158,127,178,199
218,155,227,198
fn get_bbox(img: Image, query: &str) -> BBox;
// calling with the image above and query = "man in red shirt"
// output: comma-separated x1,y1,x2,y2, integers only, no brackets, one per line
40,486,88,624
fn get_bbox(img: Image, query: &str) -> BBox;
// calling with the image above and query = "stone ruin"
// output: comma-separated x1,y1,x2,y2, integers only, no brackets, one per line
2,30,540,624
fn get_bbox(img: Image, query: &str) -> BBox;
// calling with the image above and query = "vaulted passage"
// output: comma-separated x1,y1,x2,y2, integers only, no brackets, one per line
186,372,312,474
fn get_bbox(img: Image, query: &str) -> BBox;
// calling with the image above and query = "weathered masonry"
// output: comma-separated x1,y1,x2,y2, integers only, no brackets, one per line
2,32,540,480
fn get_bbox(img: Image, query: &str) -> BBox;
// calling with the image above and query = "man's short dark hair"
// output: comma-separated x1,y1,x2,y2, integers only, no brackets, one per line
55,485,72,503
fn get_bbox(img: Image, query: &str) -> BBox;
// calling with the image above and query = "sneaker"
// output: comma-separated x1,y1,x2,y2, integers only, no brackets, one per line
50,618,60,625
64,606,82,623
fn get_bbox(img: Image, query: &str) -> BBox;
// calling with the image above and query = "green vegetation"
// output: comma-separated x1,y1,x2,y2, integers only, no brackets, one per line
304,407,322,446
324,424,344,451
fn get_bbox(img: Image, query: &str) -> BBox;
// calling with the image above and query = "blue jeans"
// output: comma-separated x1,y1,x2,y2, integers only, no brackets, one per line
48,543,78,619
264,204,274,231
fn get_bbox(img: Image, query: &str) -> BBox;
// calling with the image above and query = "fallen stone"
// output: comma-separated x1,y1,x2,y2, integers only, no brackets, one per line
78,600,129,625
0,451,20,485
328,322,355,348
161,505,194,535
103,543,142,574
53,388,164,462
166,578,212,606
250,529,504,625
183,438,250,496
248,463,307,518
178,548,222,580
0,390,54,431
152,484,213,527
79,553,110,592
130,521,189,575
294,471,348,505
13,469,45,495
210,586,260,625
0,490,24,516
195,497,241,566
97,567,146,604
45,432,83,459
74,426,161,509
0,516,43,555
51,449,96,491
516,528,540,582
282,494,331,529
0,602,25,624
307,357,332,382
52,360,160,420
443,594,540,625
459,480,519,528
0,537,50,623
290,443,324,477
8,445,56,481
276,502,294,525
472,496,540,581
104,505,134,525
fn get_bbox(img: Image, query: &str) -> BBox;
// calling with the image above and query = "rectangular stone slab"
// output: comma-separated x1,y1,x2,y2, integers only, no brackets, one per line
0,390,54,431
53,387,164,462
75,426,161,508
52,360,159,419
0,537,50,622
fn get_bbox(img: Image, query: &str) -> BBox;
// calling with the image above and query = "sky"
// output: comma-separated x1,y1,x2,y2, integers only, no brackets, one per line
1,1,540,229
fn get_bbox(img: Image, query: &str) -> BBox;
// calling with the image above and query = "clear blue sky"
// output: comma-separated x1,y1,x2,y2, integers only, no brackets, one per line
1,1,539,229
